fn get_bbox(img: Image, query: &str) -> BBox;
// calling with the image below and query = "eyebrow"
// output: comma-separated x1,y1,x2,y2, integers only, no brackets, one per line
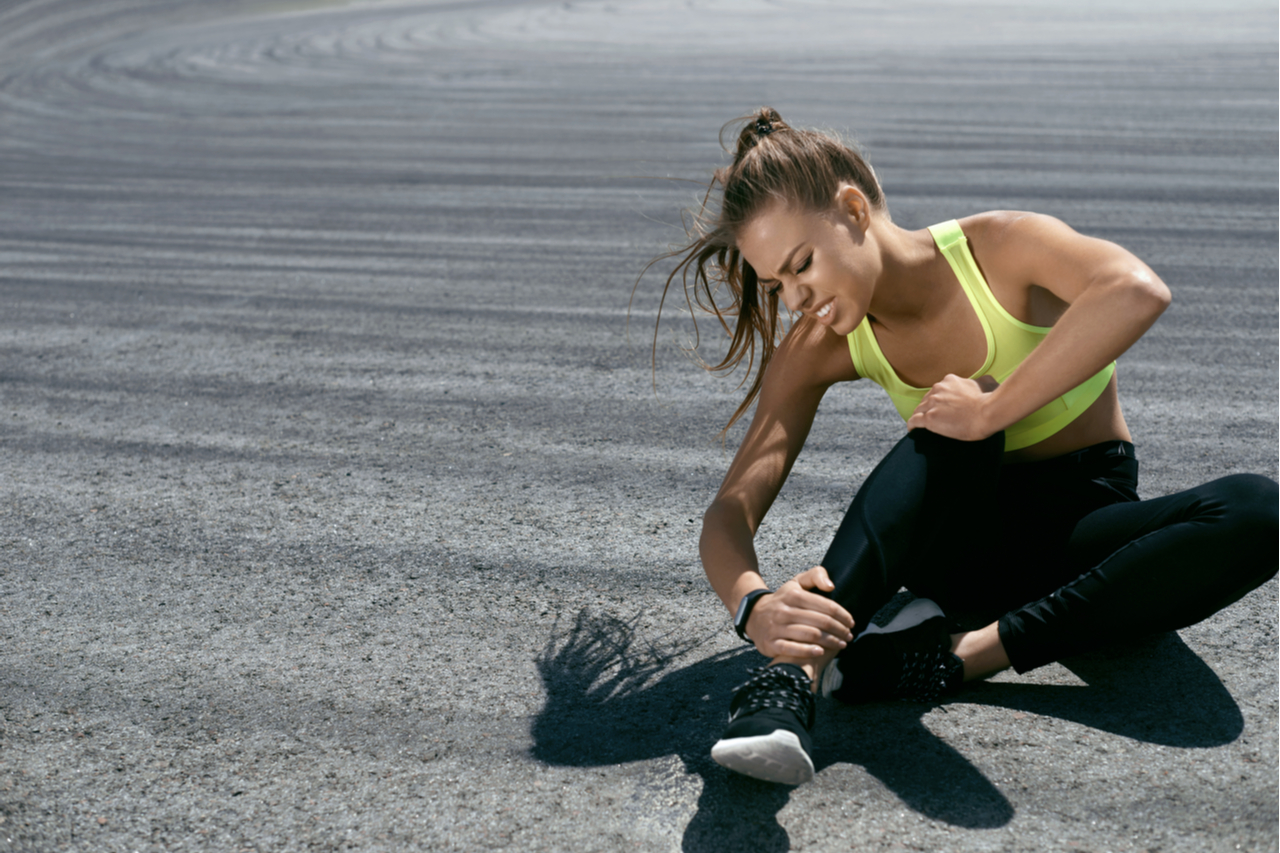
759,243,805,284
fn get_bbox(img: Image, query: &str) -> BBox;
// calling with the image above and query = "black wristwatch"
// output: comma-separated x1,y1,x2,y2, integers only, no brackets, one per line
733,588,771,642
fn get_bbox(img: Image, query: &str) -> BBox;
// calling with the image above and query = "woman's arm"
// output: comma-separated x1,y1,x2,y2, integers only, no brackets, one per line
906,213,1170,439
701,317,858,658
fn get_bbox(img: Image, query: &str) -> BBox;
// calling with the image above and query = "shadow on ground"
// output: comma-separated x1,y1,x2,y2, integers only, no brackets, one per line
530,606,1243,853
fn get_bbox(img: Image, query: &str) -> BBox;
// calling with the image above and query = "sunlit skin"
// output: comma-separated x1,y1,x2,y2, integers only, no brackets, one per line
702,185,1170,690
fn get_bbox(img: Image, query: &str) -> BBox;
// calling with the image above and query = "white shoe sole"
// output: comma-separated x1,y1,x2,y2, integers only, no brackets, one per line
711,730,815,785
820,598,944,697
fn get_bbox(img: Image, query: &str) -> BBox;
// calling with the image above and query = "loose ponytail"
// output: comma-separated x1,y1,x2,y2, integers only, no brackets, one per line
639,108,886,434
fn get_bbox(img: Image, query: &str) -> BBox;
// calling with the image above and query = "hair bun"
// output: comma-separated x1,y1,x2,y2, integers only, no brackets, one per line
731,107,787,160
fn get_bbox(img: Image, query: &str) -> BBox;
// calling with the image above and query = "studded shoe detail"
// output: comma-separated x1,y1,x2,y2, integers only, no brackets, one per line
821,598,965,704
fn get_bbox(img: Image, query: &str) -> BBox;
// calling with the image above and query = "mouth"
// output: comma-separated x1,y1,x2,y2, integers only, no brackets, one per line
814,300,834,322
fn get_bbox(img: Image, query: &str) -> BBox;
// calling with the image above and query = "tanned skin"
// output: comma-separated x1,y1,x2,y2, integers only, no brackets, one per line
701,186,1170,688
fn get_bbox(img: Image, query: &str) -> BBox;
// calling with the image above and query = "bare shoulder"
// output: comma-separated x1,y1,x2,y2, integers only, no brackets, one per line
957,210,1077,256
768,315,860,391
956,210,1161,311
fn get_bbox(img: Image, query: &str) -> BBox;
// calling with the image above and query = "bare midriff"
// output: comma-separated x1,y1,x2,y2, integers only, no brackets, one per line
1001,371,1130,464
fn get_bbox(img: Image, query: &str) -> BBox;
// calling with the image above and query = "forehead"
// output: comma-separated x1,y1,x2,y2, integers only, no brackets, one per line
736,201,828,275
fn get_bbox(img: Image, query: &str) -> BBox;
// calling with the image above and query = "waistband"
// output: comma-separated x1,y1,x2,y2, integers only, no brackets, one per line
1011,440,1137,472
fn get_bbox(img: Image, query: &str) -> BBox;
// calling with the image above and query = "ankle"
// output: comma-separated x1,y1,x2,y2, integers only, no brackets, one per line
769,652,837,691
949,622,1011,681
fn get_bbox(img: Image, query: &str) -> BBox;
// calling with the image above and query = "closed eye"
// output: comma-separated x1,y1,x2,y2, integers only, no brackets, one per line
795,254,812,275
765,282,782,298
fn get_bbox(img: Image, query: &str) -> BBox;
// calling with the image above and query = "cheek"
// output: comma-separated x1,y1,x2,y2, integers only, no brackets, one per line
829,252,870,295
848,251,880,292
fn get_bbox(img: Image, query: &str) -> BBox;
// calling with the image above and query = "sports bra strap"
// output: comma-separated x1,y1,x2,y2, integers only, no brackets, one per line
848,218,1116,452
928,218,966,251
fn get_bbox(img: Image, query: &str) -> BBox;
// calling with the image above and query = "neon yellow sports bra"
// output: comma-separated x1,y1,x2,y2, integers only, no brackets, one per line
846,219,1114,452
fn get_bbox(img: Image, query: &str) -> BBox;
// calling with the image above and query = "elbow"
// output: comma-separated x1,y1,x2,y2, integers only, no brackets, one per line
700,499,733,542
1146,275,1172,315
1124,268,1171,321
700,498,753,548
701,500,721,529
699,502,720,549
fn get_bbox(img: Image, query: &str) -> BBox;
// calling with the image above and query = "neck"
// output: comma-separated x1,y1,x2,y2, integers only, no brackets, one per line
865,221,947,325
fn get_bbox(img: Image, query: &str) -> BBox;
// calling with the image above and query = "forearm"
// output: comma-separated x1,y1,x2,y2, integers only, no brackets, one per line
700,501,768,617
981,274,1168,433
700,499,854,660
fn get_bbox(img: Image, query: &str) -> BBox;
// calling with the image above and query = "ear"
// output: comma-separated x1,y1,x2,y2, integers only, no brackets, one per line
834,184,871,229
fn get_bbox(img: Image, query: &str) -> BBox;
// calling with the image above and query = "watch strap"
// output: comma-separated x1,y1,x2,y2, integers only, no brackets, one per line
734,588,771,642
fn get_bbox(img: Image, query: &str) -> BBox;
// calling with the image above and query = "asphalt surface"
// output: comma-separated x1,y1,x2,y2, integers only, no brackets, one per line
0,0,1276,851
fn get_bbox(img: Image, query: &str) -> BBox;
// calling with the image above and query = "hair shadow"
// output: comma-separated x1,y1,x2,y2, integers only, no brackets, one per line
530,607,1244,846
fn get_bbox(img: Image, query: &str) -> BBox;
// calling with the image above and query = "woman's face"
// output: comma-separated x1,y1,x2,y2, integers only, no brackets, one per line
736,187,880,337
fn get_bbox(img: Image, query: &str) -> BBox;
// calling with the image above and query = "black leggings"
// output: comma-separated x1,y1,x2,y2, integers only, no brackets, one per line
819,430,1278,673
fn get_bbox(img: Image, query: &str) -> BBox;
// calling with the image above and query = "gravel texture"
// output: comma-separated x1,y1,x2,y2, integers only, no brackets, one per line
0,0,1275,850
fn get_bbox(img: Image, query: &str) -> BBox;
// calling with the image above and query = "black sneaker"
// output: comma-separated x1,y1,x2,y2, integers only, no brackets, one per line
820,598,964,704
711,663,816,785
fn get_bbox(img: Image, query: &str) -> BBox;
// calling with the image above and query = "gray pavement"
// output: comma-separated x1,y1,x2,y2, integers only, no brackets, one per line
0,0,1276,850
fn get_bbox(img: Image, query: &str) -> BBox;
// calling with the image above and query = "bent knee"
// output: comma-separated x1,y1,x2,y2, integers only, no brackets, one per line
1213,473,1278,581
1215,472,1278,524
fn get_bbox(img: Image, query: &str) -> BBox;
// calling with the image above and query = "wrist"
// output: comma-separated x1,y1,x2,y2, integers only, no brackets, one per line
724,573,768,617
978,384,1011,437
733,588,770,642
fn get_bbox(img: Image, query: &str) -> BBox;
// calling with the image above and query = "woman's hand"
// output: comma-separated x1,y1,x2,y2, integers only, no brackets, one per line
745,566,855,658
903,213,1168,439
905,374,1000,440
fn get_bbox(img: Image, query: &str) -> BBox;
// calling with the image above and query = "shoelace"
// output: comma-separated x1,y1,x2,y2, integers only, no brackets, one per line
729,666,816,728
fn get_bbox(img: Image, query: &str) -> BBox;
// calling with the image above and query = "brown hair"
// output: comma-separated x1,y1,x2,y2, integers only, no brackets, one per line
640,107,886,433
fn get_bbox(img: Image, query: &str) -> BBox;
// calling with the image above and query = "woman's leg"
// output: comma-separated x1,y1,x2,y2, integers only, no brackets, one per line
818,428,1006,631
810,429,1009,702
998,473,1279,673
950,622,1010,679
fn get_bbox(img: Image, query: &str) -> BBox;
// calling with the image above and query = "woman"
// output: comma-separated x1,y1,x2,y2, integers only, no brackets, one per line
650,108,1278,786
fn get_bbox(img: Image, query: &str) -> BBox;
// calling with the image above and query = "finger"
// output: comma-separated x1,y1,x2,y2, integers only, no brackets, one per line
907,400,932,428
771,578,854,627
782,621,848,647
796,565,834,591
809,565,834,591
775,598,854,640
790,588,855,626
790,609,855,642
772,639,829,659
776,582,852,620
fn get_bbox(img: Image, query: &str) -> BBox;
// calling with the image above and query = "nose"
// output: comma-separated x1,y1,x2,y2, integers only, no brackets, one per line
780,283,809,314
